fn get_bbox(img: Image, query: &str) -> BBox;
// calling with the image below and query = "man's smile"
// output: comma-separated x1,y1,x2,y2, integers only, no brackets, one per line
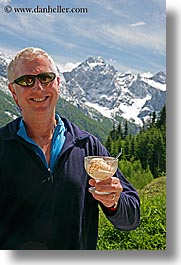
30,96,49,102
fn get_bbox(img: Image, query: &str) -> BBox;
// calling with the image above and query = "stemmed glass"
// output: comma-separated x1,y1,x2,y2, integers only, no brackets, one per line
84,156,118,194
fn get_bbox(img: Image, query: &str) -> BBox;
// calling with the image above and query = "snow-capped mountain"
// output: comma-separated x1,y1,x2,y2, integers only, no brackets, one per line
0,52,166,127
60,56,166,125
0,52,12,78
0,52,12,94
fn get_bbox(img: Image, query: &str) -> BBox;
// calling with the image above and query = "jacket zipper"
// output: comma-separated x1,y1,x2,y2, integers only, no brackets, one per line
51,142,76,179
47,168,54,182
52,136,89,178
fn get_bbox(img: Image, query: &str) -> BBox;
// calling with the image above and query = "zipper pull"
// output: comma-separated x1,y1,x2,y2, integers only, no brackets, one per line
48,168,54,182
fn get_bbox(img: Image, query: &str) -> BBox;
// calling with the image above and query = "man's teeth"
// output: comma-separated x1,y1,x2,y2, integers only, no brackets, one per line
32,97,47,102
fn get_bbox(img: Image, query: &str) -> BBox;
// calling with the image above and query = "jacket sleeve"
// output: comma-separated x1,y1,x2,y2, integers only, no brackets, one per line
101,168,140,230
91,135,140,230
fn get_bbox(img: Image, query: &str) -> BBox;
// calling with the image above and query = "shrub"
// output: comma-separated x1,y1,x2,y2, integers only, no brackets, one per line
97,176,166,250
119,159,153,190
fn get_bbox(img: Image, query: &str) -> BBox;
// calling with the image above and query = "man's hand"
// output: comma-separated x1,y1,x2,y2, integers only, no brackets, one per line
88,177,123,208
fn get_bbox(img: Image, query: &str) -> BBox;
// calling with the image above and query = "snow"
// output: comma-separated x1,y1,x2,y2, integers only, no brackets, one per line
140,72,153,78
87,61,103,69
85,94,152,126
141,78,166,91
84,101,113,119
119,95,152,125
4,111,18,120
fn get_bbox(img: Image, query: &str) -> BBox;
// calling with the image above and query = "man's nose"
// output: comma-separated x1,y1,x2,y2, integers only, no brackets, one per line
32,78,44,91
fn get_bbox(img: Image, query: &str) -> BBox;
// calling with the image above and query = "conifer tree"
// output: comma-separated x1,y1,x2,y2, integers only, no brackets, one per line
157,105,166,131
151,111,157,127
124,120,128,139
117,123,124,139
110,123,118,140
105,135,112,153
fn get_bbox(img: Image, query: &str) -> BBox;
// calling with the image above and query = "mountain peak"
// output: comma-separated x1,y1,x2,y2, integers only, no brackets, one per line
61,56,166,126
77,56,106,70
86,56,105,64
150,71,166,84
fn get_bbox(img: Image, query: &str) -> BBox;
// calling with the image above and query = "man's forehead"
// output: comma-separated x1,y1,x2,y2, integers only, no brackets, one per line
16,55,50,65
14,56,52,75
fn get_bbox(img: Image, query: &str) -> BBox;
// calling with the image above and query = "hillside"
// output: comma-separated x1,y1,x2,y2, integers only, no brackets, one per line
0,92,138,143
97,176,166,250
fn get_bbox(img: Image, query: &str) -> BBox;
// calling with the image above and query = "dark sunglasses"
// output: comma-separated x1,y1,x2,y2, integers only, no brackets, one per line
11,72,56,87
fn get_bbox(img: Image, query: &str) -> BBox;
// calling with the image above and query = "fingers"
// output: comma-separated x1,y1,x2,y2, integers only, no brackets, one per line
88,177,123,208
89,177,123,193
92,192,119,208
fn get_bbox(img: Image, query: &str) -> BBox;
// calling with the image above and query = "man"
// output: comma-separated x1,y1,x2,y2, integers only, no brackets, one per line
0,47,140,250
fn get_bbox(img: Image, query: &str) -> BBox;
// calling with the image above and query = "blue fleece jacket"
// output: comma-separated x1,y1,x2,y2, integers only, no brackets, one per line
0,116,140,250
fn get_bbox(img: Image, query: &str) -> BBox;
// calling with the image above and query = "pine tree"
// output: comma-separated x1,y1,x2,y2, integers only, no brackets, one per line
124,120,128,139
105,135,112,153
130,135,135,159
151,111,157,127
117,123,124,139
110,123,118,140
157,105,166,131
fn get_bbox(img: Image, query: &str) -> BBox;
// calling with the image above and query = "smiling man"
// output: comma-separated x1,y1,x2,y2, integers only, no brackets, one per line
0,47,140,250
7,49,61,165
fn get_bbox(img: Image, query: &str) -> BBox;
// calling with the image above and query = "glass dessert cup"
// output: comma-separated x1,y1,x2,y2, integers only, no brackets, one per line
84,156,118,194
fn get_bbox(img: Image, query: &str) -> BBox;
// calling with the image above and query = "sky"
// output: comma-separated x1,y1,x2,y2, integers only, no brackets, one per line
0,0,166,74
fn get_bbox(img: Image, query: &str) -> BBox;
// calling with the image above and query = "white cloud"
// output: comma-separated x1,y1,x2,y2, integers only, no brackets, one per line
129,21,146,27
18,13,55,37
0,46,17,55
91,0,130,18
0,0,11,4
108,58,117,64
99,24,165,54
57,62,81,73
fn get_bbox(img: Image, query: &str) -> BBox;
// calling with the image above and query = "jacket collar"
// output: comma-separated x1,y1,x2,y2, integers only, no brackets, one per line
0,116,90,144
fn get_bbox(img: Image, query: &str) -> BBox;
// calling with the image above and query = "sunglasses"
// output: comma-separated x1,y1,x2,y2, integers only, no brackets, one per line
11,72,56,87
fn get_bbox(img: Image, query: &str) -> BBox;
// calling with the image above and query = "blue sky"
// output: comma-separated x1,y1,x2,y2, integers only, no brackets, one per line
0,0,166,74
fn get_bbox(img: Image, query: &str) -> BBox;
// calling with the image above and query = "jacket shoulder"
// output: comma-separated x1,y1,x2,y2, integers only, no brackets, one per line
62,117,100,141
61,117,108,156
0,117,21,140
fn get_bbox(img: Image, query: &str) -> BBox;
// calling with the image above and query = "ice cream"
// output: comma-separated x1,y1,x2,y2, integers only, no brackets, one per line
86,157,117,180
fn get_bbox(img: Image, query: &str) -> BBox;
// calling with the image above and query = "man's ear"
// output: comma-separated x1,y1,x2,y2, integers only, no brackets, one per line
8,84,19,106
57,75,60,86
57,76,61,94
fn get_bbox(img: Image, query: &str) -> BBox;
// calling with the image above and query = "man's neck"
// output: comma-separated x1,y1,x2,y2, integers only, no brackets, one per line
22,116,57,147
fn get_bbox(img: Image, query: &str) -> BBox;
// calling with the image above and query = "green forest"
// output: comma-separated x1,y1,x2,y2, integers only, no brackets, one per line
98,105,166,250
